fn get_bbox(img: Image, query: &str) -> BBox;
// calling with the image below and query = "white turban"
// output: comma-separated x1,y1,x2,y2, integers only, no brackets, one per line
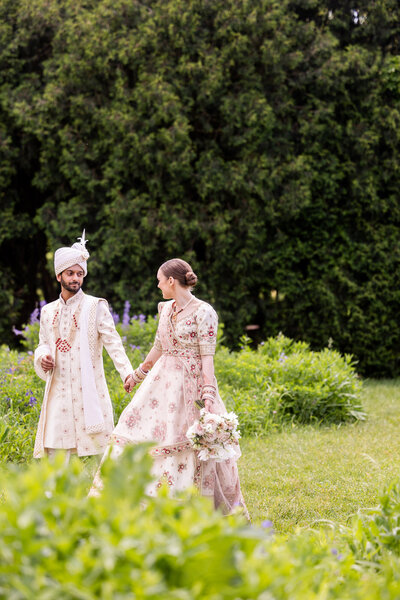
54,230,90,276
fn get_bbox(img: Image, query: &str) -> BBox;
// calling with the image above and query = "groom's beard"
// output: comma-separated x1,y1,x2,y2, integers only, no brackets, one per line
60,275,81,294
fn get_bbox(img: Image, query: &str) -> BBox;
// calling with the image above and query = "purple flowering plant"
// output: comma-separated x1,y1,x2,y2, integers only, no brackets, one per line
0,346,43,461
29,308,40,325
122,301,131,327
12,301,47,352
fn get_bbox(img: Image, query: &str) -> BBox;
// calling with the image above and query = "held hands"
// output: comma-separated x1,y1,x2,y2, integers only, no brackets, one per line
124,364,149,394
41,354,55,373
124,374,136,394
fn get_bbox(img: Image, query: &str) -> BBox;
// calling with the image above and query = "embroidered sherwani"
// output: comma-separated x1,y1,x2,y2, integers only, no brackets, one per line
33,289,133,457
93,297,247,515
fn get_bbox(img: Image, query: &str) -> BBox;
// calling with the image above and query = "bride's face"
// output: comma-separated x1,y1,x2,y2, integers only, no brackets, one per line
157,268,174,299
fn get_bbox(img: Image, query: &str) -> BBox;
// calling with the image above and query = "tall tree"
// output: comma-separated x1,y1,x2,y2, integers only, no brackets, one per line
1,0,400,375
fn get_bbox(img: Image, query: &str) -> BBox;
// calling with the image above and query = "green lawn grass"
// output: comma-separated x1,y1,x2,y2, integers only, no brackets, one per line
240,379,400,533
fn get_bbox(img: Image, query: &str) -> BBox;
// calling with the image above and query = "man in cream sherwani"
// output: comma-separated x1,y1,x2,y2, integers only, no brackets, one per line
33,231,133,459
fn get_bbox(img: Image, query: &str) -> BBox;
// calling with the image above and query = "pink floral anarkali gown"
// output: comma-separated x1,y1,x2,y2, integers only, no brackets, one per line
95,297,247,515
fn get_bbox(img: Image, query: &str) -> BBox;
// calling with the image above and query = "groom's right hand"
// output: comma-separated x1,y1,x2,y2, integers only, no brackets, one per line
41,355,55,372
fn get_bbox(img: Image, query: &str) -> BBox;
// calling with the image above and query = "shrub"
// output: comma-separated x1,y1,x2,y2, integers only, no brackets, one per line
0,444,399,599
216,334,364,434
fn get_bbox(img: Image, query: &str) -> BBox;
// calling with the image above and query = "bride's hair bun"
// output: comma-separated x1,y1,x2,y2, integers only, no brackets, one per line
185,271,198,286
160,258,198,288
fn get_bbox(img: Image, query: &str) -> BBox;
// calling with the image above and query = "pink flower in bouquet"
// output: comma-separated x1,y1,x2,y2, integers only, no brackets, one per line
204,431,219,443
195,423,204,435
186,409,241,462
218,430,232,443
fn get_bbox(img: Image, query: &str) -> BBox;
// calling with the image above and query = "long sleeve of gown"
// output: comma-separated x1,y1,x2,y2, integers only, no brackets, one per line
34,310,52,381
96,300,133,382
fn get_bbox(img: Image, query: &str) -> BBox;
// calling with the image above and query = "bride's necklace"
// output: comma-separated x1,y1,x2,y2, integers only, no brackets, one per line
52,299,83,352
171,295,194,320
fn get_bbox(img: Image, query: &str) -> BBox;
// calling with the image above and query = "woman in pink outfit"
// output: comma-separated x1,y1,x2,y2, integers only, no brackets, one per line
93,258,247,516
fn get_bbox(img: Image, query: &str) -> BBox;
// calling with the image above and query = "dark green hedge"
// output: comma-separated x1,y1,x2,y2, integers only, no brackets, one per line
1,0,400,376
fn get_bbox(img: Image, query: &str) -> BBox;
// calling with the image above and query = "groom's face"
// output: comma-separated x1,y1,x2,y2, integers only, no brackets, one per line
57,264,85,294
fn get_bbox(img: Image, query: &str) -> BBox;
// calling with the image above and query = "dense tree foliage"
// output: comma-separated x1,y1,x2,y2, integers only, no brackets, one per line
1,0,399,375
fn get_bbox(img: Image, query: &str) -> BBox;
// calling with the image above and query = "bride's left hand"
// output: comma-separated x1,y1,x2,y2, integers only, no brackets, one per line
204,398,214,412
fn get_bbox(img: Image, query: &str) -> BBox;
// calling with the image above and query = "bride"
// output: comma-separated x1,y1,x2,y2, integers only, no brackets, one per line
92,258,247,515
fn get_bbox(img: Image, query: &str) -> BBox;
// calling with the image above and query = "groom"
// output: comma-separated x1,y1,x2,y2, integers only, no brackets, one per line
33,231,133,459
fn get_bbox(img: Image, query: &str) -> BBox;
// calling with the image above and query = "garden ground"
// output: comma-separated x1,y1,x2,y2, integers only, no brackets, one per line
241,379,400,532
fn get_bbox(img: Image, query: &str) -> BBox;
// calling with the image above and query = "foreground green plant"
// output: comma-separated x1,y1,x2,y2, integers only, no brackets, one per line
1,444,400,599
347,481,400,568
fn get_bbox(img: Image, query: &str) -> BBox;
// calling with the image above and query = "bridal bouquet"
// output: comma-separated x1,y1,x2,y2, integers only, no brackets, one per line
186,409,241,462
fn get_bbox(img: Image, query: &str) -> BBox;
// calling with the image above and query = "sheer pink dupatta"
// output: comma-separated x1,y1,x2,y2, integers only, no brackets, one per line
165,301,248,517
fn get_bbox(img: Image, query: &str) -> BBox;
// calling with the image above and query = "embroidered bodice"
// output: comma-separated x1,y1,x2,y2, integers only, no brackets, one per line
154,298,218,356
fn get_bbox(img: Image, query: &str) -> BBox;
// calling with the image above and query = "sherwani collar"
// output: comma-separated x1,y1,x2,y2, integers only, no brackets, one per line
59,288,84,307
